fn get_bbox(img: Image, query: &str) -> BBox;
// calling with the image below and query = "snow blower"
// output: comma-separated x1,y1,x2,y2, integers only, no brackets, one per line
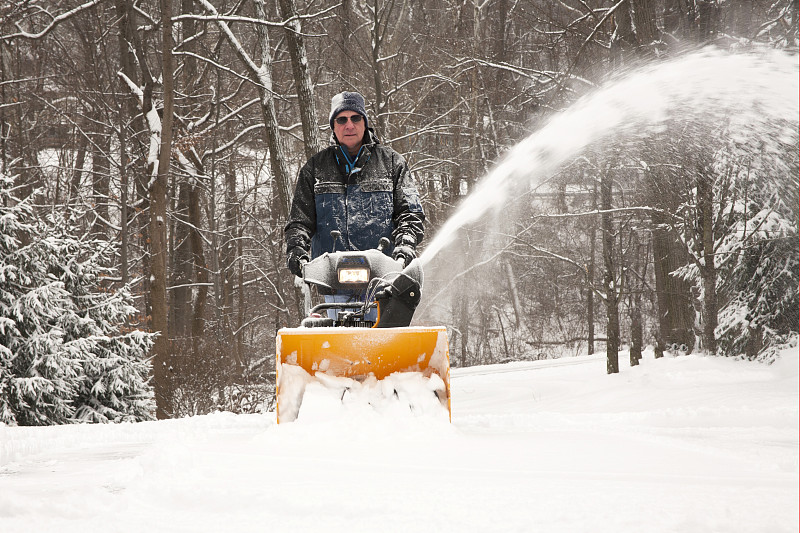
275,238,451,423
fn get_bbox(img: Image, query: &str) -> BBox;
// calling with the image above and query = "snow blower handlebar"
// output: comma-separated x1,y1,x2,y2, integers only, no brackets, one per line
300,244,423,328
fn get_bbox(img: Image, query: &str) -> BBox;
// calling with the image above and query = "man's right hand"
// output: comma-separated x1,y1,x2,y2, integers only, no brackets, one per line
287,247,309,277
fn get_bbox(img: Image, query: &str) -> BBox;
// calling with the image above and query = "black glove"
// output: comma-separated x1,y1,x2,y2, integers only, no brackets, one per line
287,246,309,277
392,244,416,267
392,234,417,267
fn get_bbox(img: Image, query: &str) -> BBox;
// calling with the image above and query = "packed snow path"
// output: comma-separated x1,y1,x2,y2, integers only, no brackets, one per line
1,347,798,532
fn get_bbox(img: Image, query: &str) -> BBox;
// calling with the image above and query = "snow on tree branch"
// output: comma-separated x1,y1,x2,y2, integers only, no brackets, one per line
1,0,104,42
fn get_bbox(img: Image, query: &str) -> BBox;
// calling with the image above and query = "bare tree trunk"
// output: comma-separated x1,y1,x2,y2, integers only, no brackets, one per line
115,0,143,295
171,169,208,354
236,216,246,363
629,0,660,47
337,0,352,70
186,24,211,358
630,305,643,365
170,162,208,351
252,0,292,221
117,111,129,285
697,167,718,354
0,44,6,174
601,169,619,374
457,286,470,367
468,0,484,178
189,178,207,355
503,259,521,329
652,211,695,354
71,125,87,203
629,232,643,366
91,129,110,238
172,182,192,337
492,0,509,89
153,0,175,419
663,0,688,36
222,160,241,367
277,0,322,157
221,166,235,314
587,180,598,355
370,0,388,136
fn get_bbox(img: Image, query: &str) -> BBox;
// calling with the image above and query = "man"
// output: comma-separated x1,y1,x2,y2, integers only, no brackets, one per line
285,91,425,279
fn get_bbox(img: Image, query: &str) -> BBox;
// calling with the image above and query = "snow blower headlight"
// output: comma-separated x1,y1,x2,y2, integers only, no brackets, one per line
338,268,370,284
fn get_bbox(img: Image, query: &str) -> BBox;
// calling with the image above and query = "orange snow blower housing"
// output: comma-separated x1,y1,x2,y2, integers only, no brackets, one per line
275,241,451,423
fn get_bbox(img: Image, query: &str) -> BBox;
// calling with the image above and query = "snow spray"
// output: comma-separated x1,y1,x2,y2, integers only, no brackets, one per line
418,48,799,266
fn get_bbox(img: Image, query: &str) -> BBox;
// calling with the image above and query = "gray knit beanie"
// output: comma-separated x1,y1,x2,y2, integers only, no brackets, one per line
329,91,369,130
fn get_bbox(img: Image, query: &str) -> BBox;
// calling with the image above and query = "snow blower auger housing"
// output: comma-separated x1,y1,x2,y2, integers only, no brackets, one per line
275,241,451,423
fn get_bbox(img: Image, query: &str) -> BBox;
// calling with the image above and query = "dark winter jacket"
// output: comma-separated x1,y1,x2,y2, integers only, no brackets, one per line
285,130,425,259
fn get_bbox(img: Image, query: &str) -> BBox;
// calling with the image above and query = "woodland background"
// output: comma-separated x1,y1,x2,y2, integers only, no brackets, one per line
1,0,797,420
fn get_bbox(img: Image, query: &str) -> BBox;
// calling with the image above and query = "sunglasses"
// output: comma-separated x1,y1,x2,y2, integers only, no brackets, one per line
334,114,363,125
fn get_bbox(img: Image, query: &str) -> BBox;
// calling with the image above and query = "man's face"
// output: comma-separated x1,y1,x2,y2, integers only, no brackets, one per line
333,111,366,154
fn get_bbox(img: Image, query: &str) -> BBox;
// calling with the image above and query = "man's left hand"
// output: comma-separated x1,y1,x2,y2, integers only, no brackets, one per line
392,244,416,267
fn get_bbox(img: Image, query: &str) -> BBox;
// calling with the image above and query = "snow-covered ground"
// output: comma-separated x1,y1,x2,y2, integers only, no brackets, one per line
1,345,797,532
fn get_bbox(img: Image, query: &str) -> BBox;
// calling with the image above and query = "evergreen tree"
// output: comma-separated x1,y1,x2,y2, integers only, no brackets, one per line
715,152,800,360
0,175,155,425
673,124,799,359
